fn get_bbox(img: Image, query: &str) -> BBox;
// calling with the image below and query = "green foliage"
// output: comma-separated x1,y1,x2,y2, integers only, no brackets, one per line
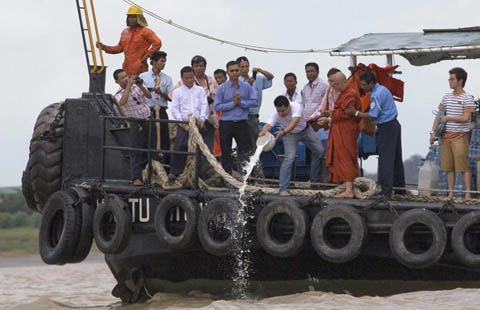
0,189,33,214
0,188,39,228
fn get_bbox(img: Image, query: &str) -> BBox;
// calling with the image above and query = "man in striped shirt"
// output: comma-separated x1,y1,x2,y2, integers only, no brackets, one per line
113,68,153,186
429,67,475,199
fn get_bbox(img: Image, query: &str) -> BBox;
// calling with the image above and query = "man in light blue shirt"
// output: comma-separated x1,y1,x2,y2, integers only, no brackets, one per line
237,56,274,149
139,51,173,158
214,60,257,174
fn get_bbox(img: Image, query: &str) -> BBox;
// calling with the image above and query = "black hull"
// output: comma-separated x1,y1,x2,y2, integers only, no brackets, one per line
105,223,480,300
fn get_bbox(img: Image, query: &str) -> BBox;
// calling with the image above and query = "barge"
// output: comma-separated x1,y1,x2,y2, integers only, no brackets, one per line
21,2,480,303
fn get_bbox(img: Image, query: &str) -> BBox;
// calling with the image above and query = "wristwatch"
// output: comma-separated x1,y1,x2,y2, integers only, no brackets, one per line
355,111,360,117
429,130,434,135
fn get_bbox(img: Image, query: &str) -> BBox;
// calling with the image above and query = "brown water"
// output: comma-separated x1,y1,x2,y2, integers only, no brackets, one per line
2,253,480,309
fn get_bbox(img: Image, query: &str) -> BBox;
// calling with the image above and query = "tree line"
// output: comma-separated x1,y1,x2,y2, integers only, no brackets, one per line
0,189,40,228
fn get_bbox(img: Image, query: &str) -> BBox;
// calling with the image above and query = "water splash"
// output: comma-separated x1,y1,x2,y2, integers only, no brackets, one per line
231,145,264,298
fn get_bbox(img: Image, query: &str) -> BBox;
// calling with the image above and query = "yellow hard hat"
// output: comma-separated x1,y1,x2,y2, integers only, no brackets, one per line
127,6,143,15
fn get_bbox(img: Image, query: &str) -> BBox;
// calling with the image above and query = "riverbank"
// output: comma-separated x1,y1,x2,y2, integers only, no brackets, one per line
0,227,102,267
0,226,38,256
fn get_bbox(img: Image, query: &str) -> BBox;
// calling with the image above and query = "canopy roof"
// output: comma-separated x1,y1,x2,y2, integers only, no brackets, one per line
330,27,480,66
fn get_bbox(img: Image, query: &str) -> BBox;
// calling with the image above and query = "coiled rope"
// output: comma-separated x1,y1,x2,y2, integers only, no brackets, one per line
143,117,378,199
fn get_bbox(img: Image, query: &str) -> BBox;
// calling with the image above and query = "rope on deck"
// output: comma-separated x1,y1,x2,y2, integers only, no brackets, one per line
142,116,380,199
143,116,480,204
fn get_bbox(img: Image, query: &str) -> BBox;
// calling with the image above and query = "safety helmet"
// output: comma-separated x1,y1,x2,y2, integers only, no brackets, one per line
127,6,143,15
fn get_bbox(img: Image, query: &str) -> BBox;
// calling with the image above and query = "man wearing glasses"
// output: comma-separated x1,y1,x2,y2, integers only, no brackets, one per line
214,61,258,174
429,67,475,199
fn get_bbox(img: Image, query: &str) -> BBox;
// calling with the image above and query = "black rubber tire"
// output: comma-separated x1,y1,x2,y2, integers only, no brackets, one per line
93,194,132,254
451,211,480,267
310,204,367,263
39,190,80,265
256,199,308,257
21,165,36,212
198,198,241,256
68,188,95,263
29,102,64,212
389,208,447,269
154,193,199,250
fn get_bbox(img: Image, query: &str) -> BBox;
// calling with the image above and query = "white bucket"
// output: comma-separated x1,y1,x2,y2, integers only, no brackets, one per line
256,132,276,152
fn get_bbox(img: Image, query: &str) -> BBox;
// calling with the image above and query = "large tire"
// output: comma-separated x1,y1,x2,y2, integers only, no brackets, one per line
451,211,480,267
68,188,95,263
29,102,64,212
256,199,308,257
32,102,65,138
154,193,199,250
198,198,241,256
389,208,447,269
39,190,80,265
310,204,366,263
94,194,132,254
21,166,36,212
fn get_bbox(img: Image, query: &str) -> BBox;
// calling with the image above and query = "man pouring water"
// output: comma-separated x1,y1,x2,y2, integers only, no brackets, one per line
259,95,324,196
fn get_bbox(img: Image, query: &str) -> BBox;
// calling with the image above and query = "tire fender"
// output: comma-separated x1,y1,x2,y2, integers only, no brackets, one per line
389,208,447,269
39,190,80,265
310,204,366,263
256,199,308,257
93,194,132,254
154,193,199,249
451,211,480,267
198,198,241,256
68,188,95,263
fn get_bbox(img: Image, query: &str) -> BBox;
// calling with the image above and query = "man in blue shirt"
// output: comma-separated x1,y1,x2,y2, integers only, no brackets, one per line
214,60,258,174
139,51,173,158
237,56,274,149
345,70,406,199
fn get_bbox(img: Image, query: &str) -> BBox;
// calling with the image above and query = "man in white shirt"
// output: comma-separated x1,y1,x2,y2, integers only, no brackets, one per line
169,66,209,180
259,96,324,196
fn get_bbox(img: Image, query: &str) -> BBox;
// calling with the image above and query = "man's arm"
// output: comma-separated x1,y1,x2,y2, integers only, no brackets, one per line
137,82,152,99
276,117,300,139
142,29,162,62
238,84,258,109
117,78,135,106
214,87,236,112
253,67,274,80
259,123,272,136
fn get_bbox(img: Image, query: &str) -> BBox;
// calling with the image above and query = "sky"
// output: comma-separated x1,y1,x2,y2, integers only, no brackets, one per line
2,0,480,187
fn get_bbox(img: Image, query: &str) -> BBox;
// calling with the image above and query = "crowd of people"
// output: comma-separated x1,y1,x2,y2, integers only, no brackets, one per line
103,5,414,200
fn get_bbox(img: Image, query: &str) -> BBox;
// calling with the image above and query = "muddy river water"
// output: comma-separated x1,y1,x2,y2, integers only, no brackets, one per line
1,252,480,309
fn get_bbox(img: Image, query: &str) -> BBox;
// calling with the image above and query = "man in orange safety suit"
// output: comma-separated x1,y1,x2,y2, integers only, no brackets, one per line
97,6,162,77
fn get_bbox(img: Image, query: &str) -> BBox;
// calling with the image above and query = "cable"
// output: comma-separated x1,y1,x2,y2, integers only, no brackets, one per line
123,0,332,54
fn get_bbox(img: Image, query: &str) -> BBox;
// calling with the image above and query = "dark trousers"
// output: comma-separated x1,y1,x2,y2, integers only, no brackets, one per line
219,120,251,173
201,121,215,152
246,114,260,151
129,120,158,181
377,119,406,198
169,125,190,176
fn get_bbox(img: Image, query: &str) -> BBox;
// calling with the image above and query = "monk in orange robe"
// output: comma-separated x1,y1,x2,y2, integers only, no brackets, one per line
324,72,362,198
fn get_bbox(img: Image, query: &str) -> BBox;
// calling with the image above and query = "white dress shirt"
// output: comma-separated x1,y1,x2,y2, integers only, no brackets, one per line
171,84,209,121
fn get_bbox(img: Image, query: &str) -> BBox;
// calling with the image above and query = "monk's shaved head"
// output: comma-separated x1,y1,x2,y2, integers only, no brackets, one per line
331,71,348,91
